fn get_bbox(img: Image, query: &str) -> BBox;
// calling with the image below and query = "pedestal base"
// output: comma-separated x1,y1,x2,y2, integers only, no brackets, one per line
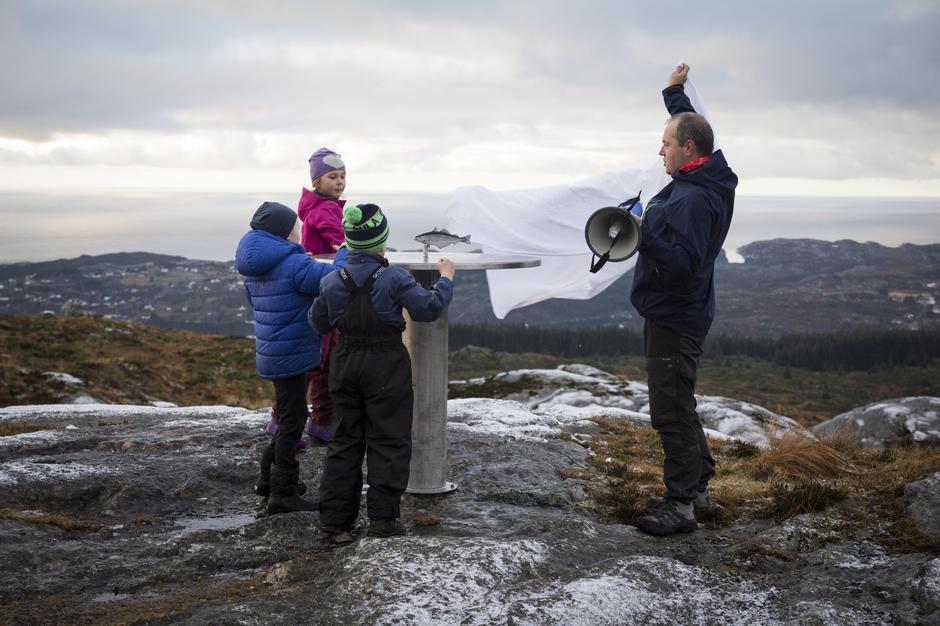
406,481,458,495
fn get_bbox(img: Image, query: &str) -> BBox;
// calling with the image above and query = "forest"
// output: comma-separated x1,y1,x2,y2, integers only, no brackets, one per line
449,325,940,372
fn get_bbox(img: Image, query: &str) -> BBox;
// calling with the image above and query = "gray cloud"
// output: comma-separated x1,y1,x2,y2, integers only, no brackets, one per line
0,0,937,184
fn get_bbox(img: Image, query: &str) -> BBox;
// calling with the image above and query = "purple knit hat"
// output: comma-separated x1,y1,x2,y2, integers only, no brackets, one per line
309,147,345,182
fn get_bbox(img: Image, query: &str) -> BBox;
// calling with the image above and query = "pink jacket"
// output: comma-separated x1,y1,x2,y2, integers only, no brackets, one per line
297,188,346,255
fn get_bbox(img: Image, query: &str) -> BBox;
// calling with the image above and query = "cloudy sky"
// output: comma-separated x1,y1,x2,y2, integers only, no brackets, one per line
0,0,938,261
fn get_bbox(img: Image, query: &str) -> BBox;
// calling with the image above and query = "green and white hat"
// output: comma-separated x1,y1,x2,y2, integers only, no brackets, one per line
343,203,389,253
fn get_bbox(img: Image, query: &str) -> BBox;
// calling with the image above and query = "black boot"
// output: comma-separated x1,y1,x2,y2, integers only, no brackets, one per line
267,464,317,515
254,443,274,498
368,518,406,538
255,444,308,499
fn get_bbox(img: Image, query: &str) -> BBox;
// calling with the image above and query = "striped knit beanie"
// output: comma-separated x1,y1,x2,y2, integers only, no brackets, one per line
343,203,389,253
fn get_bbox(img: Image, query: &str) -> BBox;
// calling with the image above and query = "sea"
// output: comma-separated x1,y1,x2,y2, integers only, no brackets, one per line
1,192,937,264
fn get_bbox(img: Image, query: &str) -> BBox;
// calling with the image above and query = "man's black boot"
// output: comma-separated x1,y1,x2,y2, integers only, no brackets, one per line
266,465,317,515
693,488,720,521
637,500,697,536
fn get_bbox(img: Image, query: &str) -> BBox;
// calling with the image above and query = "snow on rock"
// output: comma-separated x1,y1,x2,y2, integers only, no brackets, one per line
447,397,651,441
696,396,811,448
333,537,548,624
450,365,806,447
42,372,84,385
496,368,611,387
68,393,101,404
519,555,778,625
0,458,120,486
813,397,940,447
535,389,638,411
0,404,261,421
328,541,781,625
536,404,649,428
0,429,71,450
448,399,559,439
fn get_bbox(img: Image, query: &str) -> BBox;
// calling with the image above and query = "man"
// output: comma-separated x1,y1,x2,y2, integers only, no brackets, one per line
631,64,737,535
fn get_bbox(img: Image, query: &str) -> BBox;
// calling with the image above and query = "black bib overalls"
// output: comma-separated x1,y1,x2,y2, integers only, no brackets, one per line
318,266,414,528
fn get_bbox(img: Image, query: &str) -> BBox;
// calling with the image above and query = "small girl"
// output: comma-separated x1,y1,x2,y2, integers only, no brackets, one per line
298,147,347,255
298,148,347,445
265,148,347,445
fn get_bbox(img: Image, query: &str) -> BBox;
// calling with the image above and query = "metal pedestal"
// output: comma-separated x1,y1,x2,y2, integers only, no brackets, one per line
404,270,457,494
385,252,540,496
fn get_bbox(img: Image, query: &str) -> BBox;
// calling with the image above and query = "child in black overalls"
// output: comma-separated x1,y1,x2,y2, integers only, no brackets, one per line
309,203,455,542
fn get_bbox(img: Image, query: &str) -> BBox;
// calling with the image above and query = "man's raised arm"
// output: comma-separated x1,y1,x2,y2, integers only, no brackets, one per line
662,63,696,115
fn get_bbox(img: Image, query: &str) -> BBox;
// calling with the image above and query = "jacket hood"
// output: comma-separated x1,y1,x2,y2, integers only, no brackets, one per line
675,149,738,197
298,188,345,221
235,229,304,277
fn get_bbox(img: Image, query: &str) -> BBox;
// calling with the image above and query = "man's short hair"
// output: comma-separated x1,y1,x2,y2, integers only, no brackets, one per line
673,112,714,157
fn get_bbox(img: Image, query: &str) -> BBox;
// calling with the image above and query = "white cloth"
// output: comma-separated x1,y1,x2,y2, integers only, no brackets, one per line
446,79,712,319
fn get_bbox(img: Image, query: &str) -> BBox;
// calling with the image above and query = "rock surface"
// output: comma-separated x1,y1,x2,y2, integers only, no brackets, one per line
813,396,940,446
0,369,937,624
905,472,940,545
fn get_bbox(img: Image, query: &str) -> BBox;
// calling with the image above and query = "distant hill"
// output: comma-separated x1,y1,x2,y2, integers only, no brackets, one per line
451,239,940,336
0,240,938,336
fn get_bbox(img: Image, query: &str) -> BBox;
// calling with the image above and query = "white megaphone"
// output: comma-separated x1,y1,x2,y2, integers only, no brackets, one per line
584,194,643,273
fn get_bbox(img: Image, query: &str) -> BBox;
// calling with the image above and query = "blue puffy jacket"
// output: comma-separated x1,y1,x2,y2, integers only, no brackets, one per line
629,85,737,337
235,229,348,379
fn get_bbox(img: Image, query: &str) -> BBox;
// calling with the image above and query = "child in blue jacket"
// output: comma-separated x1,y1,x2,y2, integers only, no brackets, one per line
235,201,348,515
310,203,454,541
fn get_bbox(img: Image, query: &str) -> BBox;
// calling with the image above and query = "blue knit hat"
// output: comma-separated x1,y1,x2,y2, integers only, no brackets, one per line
343,203,389,253
250,201,297,239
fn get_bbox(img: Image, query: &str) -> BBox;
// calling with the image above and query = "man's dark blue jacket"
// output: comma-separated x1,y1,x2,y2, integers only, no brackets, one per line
630,85,737,337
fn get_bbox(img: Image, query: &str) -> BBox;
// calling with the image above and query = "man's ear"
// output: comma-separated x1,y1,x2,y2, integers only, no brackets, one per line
684,140,697,156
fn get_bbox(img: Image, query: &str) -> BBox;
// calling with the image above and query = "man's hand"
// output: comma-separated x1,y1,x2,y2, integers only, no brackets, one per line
667,63,689,87
437,258,456,280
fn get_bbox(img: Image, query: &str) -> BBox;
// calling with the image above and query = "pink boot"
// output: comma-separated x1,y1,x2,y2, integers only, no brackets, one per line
265,407,308,450
305,420,332,445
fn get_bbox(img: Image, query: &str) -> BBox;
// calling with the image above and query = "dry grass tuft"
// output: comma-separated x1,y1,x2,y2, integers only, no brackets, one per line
752,432,864,481
817,424,862,451
0,507,103,532
0,421,52,437
765,481,847,520
7,575,267,625
585,418,666,523
584,416,940,553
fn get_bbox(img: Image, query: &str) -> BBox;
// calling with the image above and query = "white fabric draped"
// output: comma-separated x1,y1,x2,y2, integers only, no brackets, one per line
446,80,713,319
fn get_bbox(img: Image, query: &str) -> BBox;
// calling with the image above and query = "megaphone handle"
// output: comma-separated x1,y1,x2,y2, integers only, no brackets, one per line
618,193,642,211
590,252,611,273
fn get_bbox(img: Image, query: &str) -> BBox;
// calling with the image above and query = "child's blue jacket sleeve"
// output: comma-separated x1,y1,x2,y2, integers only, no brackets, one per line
293,247,348,296
310,291,332,334
395,275,454,322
